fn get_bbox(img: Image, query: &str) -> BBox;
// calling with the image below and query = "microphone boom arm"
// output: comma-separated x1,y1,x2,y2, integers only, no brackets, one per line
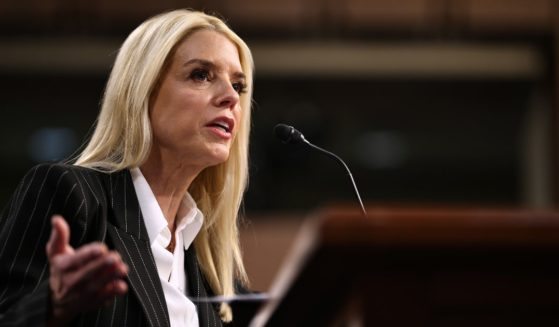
274,123,367,216
302,138,368,216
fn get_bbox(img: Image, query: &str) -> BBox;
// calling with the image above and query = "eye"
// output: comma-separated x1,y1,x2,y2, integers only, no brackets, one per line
232,81,247,94
190,68,211,82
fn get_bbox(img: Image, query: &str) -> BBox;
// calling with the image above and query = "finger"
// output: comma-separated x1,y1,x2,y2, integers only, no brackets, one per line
105,279,128,297
56,270,128,313
55,242,108,272
85,274,129,304
66,251,127,294
88,279,128,310
97,280,128,304
46,215,72,258
85,280,128,310
81,254,128,293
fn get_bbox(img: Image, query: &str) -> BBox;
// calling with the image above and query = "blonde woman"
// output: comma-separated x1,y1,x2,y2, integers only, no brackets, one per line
0,9,253,326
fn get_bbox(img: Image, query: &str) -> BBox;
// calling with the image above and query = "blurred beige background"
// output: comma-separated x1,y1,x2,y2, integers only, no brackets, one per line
0,0,558,291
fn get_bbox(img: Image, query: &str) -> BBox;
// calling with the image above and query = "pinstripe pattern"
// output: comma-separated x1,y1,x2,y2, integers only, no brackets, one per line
0,163,225,326
185,246,223,327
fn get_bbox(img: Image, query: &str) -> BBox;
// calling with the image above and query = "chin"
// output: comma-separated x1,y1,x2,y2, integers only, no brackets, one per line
208,148,230,166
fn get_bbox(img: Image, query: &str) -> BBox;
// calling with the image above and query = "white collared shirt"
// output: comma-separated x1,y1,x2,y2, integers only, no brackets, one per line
131,168,204,327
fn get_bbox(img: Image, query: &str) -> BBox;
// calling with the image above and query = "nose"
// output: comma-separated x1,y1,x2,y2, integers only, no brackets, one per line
214,80,240,110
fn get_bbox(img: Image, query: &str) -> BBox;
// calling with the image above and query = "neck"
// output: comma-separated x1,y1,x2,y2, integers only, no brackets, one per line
140,148,203,228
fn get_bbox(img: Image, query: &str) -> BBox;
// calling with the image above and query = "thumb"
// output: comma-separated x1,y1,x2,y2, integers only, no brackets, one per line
46,215,72,258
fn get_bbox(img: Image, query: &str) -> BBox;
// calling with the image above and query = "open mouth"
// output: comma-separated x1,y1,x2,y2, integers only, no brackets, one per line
209,121,231,133
207,117,234,134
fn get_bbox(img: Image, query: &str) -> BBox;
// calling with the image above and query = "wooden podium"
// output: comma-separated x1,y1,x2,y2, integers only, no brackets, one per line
250,206,559,326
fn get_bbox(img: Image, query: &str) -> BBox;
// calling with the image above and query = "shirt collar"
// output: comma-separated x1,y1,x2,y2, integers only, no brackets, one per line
175,191,204,250
130,167,204,249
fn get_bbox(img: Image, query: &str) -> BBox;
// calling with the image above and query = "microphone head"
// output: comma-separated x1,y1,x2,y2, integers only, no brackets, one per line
274,124,305,144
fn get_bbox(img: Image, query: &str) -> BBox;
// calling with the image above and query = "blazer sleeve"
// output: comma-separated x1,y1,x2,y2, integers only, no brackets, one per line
0,163,102,326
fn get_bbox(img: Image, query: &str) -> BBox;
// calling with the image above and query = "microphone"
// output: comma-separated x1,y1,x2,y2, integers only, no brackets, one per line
274,123,367,216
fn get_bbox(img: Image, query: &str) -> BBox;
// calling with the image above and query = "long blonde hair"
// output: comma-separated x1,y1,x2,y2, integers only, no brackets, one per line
75,9,253,321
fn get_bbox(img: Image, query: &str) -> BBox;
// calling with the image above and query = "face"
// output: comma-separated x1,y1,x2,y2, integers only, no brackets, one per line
149,29,246,169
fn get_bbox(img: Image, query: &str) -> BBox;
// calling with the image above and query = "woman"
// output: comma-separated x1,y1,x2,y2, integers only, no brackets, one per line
0,9,253,326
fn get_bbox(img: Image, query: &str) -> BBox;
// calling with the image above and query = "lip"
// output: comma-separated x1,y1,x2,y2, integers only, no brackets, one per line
205,116,235,139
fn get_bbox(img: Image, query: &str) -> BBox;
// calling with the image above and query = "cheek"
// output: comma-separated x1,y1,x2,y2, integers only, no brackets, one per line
149,103,192,145
233,106,244,138
152,89,200,124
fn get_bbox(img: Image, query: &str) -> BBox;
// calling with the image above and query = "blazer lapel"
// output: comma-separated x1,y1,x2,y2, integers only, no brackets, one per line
185,246,223,327
105,170,170,327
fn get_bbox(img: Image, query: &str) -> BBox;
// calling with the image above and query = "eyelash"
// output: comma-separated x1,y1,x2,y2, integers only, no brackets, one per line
189,68,247,94
190,68,211,82
232,82,247,94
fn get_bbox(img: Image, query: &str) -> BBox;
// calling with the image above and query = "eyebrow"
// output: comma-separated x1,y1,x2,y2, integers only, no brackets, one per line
184,58,246,80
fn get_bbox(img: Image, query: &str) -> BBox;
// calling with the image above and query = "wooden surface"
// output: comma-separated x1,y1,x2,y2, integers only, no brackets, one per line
240,214,305,292
321,206,559,245
252,206,559,326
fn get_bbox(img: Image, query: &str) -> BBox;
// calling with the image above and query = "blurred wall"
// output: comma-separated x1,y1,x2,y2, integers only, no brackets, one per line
0,0,558,290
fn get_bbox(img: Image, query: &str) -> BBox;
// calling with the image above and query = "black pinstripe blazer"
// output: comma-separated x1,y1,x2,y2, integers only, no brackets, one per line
0,163,224,327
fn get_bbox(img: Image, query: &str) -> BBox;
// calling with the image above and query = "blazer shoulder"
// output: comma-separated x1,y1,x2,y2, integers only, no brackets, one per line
16,162,112,217
10,163,119,246
23,162,115,189
28,162,107,176
22,162,93,182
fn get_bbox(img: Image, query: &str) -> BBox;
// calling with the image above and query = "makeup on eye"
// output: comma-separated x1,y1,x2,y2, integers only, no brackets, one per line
189,68,212,82
232,81,247,94
183,56,247,92
187,66,247,94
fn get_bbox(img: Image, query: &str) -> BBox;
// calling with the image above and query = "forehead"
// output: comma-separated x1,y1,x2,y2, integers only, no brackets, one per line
172,29,242,71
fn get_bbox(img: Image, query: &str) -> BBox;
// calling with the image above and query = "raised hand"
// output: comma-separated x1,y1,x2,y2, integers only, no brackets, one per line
46,215,129,326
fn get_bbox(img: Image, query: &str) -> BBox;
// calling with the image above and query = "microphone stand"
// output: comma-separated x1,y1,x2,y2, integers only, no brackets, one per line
301,139,368,217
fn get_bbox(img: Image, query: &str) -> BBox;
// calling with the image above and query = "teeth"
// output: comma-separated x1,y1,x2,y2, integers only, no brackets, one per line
213,121,229,132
